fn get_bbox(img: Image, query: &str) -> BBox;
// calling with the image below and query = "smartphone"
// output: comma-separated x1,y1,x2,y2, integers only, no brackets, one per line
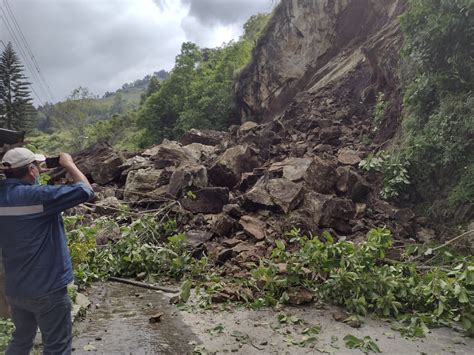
45,156,61,168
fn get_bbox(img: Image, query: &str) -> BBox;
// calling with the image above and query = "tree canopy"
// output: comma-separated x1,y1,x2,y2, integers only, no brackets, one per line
137,13,270,146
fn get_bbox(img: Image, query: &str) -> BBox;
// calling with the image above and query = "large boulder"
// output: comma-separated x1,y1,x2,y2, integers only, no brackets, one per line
90,155,124,185
48,142,124,185
209,145,260,188
120,156,152,176
183,143,216,161
181,187,229,214
269,157,337,194
144,140,196,168
337,148,362,166
336,166,371,201
243,178,304,214
320,198,356,233
168,164,208,197
239,215,266,241
286,192,332,234
180,129,225,146
123,168,171,202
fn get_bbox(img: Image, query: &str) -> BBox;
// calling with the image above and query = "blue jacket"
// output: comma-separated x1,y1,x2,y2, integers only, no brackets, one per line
0,179,94,298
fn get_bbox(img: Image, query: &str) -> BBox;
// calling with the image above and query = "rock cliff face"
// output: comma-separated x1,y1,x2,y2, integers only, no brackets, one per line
235,0,406,142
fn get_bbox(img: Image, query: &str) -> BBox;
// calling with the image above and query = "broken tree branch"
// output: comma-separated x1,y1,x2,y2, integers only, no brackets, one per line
109,277,179,293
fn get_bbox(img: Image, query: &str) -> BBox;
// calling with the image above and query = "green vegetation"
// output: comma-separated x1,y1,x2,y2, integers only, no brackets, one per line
0,318,14,352
26,13,270,152
243,228,473,336
0,41,34,130
359,151,410,199
372,92,390,133
138,13,270,146
343,334,381,354
65,208,474,338
29,73,166,154
64,209,210,287
399,0,473,212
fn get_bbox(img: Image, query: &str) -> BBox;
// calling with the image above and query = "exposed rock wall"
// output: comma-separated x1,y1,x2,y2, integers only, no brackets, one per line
235,0,406,135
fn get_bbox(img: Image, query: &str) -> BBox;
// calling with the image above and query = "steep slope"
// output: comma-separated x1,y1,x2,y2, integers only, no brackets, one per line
235,0,406,142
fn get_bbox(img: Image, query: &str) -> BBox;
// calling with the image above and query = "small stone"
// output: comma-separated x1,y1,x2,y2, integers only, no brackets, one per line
149,312,164,324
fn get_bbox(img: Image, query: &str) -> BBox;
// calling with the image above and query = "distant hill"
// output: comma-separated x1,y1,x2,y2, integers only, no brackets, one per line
35,70,169,133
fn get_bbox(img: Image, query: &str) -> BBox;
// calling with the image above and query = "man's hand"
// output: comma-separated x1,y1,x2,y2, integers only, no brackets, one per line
59,153,76,169
58,152,92,190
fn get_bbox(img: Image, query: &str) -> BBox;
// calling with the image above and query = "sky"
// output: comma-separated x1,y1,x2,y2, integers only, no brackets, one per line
0,0,274,106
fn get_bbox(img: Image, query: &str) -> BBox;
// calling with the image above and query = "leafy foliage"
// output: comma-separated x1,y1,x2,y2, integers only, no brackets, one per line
399,0,474,211
138,13,270,146
359,151,410,199
343,334,381,354
64,213,209,287
243,228,473,336
0,318,14,352
372,92,390,133
65,206,473,337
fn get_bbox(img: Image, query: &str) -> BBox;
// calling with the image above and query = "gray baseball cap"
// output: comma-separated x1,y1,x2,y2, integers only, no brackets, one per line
1,147,46,169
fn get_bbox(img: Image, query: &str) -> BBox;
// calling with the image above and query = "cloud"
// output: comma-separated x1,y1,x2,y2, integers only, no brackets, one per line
182,0,273,25
0,0,272,105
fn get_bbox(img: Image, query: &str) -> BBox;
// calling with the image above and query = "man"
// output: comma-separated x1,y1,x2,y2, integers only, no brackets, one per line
0,147,93,355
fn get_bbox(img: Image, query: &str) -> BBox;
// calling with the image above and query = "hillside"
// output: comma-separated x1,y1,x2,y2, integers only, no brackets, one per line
35,70,168,133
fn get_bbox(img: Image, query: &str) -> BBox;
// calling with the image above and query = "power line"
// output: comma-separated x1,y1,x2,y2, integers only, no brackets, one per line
0,10,46,105
0,12,45,106
1,2,52,103
4,0,55,102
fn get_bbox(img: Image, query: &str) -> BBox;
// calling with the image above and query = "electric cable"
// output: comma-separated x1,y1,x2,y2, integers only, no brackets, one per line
0,11,45,105
4,0,55,102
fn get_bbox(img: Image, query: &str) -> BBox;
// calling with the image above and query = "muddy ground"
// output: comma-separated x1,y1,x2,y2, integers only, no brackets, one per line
72,282,473,354
72,282,198,354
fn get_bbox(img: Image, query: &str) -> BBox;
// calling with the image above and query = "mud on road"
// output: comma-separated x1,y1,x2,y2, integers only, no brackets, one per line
72,282,198,354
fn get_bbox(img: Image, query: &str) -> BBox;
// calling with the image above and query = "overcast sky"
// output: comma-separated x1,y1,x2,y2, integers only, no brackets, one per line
0,0,273,106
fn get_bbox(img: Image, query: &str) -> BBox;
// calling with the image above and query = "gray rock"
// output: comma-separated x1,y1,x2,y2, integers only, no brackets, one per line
168,164,208,197
243,178,304,214
320,198,356,233
184,230,213,249
180,129,225,146
146,139,196,168
90,155,124,185
336,166,371,201
212,214,237,238
181,187,229,214
209,145,260,188
337,148,362,165
123,168,170,202
239,215,266,241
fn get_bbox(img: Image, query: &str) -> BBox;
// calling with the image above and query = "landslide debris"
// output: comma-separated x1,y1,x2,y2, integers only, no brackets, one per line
56,118,425,273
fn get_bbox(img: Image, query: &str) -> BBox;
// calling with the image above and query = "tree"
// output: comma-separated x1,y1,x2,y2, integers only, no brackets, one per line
140,76,161,105
400,0,473,209
0,42,34,130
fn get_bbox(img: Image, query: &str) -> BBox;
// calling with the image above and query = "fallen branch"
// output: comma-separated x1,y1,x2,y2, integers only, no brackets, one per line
412,229,474,261
109,276,179,293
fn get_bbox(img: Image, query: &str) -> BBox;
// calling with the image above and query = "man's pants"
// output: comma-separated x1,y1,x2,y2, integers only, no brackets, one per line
6,287,72,355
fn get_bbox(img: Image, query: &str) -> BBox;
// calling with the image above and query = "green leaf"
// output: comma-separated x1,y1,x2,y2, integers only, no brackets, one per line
180,279,192,303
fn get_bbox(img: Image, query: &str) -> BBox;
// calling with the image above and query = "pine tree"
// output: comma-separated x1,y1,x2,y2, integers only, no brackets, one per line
0,42,34,130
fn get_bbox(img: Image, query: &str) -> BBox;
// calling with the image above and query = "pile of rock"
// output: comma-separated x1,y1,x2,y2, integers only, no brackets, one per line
65,118,427,274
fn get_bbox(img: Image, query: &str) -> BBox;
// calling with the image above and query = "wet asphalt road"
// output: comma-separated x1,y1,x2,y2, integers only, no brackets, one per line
72,282,199,354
